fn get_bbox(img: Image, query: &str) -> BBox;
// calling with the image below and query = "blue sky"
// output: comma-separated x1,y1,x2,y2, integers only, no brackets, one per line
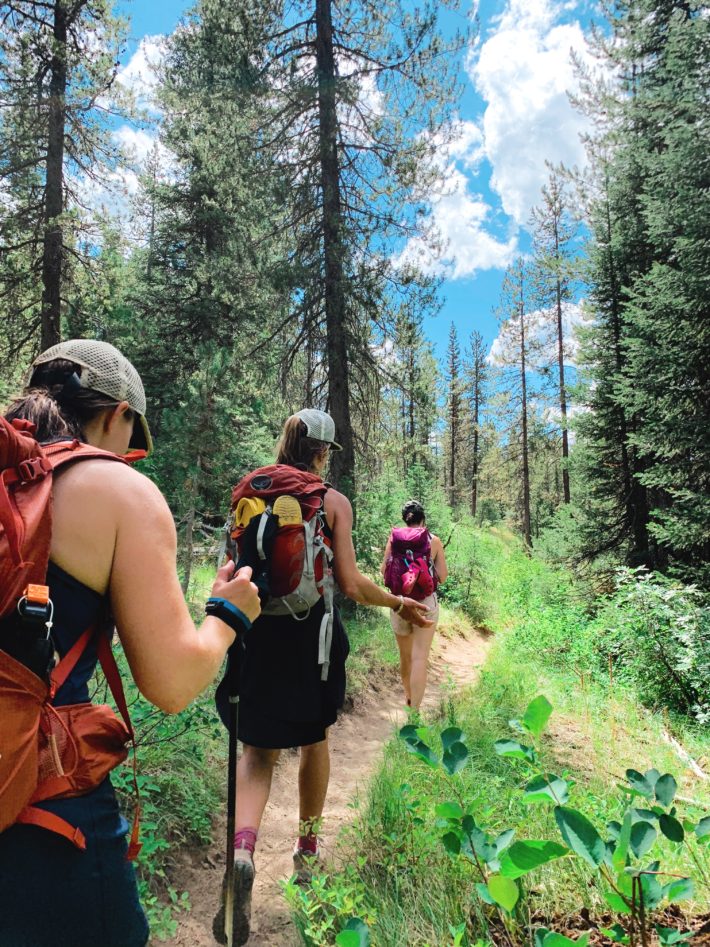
113,0,595,363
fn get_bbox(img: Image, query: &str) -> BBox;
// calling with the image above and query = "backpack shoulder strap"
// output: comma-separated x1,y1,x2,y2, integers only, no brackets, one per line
43,440,129,473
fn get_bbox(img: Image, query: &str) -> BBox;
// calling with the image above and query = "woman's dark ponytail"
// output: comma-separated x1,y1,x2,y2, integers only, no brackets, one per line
402,500,425,526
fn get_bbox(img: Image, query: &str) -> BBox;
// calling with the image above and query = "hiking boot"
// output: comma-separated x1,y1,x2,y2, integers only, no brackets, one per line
292,842,320,886
272,494,302,526
212,849,255,946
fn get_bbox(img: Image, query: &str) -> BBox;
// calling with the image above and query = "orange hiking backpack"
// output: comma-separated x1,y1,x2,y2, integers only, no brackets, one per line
0,417,143,857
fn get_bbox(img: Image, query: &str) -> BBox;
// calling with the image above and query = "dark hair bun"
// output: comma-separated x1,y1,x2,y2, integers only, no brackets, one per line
402,500,425,525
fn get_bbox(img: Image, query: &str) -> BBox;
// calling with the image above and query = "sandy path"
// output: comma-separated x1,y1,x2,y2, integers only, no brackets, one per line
157,623,492,947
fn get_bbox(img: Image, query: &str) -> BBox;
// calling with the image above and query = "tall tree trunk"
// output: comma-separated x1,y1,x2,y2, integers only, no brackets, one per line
604,187,650,565
519,295,532,549
471,390,479,517
449,421,456,505
315,0,354,494
553,218,571,504
555,281,571,504
407,347,416,441
41,0,68,349
181,452,201,595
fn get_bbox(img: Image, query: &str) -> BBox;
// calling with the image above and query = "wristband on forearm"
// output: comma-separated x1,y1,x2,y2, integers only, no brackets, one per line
392,594,405,615
205,597,252,634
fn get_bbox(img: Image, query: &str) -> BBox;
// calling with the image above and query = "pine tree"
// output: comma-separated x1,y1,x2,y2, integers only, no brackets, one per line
462,329,488,518
445,323,462,507
247,0,466,492
530,169,578,504
0,0,128,354
621,1,710,581
495,259,532,548
574,0,708,576
124,0,291,432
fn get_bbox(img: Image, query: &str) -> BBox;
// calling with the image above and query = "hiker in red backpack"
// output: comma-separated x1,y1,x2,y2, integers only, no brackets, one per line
0,340,260,947
382,500,448,711
213,409,432,946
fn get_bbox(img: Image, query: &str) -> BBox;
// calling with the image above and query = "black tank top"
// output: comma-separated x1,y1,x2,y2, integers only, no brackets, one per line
46,561,108,706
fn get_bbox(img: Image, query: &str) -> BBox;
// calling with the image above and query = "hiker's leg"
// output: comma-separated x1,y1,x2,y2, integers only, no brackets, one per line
236,744,281,832
394,630,414,704
409,623,437,709
298,734,330,827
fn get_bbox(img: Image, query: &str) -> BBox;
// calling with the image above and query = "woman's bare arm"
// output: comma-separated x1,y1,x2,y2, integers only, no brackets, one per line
381,538,392,579
431,534,448,584
53,460,260,714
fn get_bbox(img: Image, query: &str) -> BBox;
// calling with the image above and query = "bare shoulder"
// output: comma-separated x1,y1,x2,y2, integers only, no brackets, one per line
53,458,173,538
324,487,352,516
51,458,173,593
55,456,164,507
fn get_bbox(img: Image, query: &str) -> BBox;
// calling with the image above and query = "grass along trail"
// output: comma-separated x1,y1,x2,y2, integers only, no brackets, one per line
155,614,492,947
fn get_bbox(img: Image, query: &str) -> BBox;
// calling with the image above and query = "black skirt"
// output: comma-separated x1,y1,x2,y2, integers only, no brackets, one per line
216,599,349,749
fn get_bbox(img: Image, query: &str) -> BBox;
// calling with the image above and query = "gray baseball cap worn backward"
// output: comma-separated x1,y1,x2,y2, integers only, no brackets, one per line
295,408,342,451
31,339,153,455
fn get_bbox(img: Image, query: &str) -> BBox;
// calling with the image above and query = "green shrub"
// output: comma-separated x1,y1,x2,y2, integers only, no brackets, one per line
592,569,710,724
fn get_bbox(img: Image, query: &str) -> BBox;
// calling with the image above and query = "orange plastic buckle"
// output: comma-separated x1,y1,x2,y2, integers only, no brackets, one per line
24,584,50,606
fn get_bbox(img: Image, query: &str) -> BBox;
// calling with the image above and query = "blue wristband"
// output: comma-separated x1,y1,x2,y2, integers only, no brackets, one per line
205,597,252,633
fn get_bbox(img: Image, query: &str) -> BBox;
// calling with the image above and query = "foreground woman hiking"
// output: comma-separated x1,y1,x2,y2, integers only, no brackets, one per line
213,408,433,946
0,339,260,947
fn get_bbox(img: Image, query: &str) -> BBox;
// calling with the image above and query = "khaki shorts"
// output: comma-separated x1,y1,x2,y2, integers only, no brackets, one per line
390,593,439,637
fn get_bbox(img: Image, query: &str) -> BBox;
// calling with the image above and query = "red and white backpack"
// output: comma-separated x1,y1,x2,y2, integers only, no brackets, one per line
227,464,336,680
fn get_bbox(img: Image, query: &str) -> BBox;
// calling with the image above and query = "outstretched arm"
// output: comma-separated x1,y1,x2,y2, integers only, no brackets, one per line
108,468,260,713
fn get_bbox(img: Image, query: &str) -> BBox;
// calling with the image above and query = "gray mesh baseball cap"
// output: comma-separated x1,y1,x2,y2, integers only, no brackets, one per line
295,408,342,450
31,339,153,455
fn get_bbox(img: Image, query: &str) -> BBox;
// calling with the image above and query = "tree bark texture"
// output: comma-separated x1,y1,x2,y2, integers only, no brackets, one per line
41,0,69,349
315,0,355,494
552,220,571,504
518,292,532,549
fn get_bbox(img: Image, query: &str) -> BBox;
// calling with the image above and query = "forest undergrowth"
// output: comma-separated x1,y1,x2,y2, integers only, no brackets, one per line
284,528,710,947
101,512,709,944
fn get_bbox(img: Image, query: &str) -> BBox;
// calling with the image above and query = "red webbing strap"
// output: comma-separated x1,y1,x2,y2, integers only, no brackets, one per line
49,625,96,698
15,806,87,851
95,632,142,860
95,632,133,740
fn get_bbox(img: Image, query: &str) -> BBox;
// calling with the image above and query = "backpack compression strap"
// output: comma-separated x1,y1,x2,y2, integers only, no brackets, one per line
14,624,97,851
15,626,142,858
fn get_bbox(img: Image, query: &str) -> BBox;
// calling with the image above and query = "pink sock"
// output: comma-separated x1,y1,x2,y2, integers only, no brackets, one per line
234,827,258,854
297,832,318,854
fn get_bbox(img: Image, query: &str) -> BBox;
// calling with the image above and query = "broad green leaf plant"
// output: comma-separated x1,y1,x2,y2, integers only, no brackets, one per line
399,696,709,947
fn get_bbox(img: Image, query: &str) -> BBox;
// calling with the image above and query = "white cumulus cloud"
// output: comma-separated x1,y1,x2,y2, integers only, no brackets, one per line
469,0,594,225
488,300,590,368
116,35,167,114
396,120,517,278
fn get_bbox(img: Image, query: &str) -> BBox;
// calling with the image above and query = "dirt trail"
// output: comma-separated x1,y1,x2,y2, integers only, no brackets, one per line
157,622,492,947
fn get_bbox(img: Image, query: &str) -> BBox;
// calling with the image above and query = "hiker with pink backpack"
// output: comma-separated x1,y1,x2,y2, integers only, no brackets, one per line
213,409,433,946
383,500,448,711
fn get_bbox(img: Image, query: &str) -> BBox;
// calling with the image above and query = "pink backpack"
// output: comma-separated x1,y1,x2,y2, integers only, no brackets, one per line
384,526,437,601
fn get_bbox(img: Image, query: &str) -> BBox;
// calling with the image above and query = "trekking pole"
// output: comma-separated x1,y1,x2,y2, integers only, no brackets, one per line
224,668,239,947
